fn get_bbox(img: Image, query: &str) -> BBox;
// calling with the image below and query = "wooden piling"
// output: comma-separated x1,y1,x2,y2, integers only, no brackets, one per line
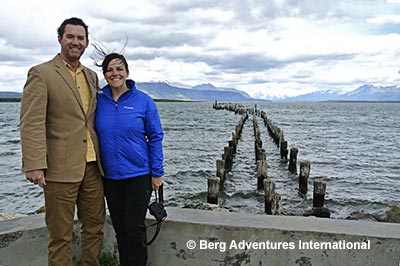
299,160,311,194
313,180,327,207
257,160,268,189
207,176,220,204
272,193,282,215
255,142,263,161
235,125,241,137
264,178,275,214
288,148,298,174
280,140,288,162
258,148,266,161
216,159,225,181
232,132,237,145
223,146,234,170
229,140,236,154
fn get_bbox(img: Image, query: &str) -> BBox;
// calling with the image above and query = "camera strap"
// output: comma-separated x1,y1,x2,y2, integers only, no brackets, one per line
143,185,166,247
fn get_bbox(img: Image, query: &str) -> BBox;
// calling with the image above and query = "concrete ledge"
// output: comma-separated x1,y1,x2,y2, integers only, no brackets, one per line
1,207,400,266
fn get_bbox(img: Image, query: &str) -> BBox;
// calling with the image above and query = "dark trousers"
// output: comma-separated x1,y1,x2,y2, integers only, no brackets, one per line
103,175,152,266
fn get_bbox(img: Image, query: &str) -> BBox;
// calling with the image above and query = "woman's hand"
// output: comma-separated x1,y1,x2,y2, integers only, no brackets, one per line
152,176,163,190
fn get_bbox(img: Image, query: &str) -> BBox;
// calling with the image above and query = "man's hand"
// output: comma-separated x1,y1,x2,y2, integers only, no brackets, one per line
25,170,46,187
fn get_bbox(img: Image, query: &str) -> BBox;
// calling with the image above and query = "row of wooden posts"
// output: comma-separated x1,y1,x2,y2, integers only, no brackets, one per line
211,101,328,216
252,111,282,214
207,107,249,204
257,106,326,209
258,108,308,193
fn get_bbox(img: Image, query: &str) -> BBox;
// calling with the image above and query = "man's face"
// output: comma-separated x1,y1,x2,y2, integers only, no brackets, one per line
58,24,88,64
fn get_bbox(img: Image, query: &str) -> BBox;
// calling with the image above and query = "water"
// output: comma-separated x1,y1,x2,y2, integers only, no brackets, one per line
1,101,399,218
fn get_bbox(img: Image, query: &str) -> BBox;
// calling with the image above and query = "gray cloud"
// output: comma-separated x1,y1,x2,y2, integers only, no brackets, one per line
0,0,399,97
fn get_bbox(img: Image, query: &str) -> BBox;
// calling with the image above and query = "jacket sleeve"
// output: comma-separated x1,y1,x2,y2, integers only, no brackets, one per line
145,99,164,177
20,67,48,172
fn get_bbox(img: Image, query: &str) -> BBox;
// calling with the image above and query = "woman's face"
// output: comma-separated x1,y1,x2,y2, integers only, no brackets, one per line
104,58,128,90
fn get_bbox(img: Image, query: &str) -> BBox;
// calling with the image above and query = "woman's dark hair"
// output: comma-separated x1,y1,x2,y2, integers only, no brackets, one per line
57,17,89,40
91,38,129,75
98,53,129,75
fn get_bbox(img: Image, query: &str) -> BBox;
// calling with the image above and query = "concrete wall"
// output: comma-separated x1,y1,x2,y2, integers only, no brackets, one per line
1,207,400,266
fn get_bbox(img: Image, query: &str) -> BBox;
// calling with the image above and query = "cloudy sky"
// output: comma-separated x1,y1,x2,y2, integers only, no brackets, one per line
1,0,400,98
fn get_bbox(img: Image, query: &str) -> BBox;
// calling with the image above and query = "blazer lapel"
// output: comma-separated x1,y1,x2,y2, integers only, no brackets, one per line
53,55,86,114
83,67,99,119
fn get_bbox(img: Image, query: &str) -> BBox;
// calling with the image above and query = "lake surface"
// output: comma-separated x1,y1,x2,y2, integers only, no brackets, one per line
1,101,399,218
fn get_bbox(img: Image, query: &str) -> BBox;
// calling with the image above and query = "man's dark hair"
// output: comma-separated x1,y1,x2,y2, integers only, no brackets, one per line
57,17,89,40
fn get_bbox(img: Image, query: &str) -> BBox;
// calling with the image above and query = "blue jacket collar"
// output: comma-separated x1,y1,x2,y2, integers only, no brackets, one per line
101,79,136,99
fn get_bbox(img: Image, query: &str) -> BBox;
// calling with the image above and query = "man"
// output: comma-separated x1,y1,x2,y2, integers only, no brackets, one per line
20,17,105,266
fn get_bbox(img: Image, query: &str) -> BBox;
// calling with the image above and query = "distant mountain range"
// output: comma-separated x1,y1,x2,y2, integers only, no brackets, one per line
1,83,399,102
274,84,400,101
136,81,253,101
0,92,23,99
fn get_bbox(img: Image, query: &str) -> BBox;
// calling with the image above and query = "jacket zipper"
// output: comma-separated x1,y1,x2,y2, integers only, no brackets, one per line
114,101,120,177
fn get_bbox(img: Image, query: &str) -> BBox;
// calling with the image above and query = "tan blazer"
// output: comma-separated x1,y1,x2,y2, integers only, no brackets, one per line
20,54,104,182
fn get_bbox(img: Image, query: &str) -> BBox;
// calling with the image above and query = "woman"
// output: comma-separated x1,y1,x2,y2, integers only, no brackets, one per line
95,53,164,266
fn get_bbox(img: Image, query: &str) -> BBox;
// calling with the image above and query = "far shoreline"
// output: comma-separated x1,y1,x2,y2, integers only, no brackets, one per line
0,98,204,103
1,98,400,103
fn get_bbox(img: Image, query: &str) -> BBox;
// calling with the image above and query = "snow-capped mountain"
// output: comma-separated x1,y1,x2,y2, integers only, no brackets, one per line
280,84,400,101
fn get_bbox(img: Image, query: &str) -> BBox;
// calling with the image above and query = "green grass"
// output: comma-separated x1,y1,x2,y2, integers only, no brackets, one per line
99,250,119,266
73,251,119,266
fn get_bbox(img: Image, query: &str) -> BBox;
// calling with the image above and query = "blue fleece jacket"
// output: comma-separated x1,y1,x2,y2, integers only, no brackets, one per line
95,79,164,180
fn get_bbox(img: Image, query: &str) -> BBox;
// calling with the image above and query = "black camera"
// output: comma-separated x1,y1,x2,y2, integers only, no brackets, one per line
148,201,167,222
143,186,167,247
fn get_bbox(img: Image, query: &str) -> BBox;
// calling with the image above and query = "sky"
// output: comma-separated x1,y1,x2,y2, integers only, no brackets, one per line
1,0,400,99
